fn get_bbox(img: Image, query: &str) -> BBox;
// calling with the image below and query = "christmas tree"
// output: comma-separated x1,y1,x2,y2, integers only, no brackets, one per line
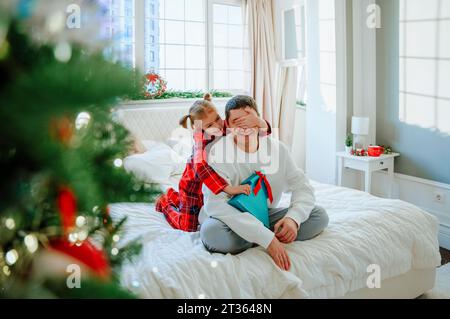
0,1,160,298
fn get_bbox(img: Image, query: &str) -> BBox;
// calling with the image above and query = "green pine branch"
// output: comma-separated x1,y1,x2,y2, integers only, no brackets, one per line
130,89,233,101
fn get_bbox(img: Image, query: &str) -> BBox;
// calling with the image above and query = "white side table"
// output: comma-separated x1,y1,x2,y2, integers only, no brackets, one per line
336,152,400,198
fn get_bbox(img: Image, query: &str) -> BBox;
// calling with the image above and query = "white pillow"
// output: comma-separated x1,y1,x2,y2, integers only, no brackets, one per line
166,138,193,163
124,143,184,184
166,128,194,161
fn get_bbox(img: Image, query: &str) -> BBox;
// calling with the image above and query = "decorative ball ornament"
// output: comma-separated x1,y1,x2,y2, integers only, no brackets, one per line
50,117,74,146
49,239,111,280
143,72,167,98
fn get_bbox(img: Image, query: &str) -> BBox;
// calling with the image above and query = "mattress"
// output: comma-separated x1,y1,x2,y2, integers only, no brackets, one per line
109,181,441,299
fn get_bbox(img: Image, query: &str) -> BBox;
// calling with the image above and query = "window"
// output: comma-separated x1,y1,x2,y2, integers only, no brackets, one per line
146,0,207,90
150,3,155,15
295,3,307,106
212,3,250,92
399,0,450,134
100,0,136,68
101,0,249,93
318,0,337,113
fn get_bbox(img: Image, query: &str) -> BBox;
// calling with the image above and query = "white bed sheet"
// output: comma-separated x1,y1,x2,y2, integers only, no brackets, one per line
110,182,441,299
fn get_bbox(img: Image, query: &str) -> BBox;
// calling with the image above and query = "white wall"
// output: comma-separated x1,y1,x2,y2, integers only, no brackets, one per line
305,0,348,185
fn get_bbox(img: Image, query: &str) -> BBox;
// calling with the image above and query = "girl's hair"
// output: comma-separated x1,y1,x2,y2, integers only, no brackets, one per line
179,93,216,129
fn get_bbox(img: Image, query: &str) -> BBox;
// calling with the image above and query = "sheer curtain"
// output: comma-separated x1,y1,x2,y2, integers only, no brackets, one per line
246,0,277,125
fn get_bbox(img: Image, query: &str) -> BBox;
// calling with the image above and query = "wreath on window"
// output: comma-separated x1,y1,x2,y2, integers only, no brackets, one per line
143,72,167,98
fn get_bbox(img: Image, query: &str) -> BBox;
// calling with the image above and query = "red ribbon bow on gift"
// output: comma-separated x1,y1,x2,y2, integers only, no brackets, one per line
253,171,274,203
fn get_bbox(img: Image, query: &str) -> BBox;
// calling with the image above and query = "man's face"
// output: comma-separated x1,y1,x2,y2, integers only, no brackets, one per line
227,107,259,137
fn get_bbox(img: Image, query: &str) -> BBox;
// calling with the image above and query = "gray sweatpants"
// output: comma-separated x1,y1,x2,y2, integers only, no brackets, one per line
200,206,329,254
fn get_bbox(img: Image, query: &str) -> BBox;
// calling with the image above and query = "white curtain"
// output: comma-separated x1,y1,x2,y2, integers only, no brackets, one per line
276,66,298,147
246,0,277,125
246,0,298,148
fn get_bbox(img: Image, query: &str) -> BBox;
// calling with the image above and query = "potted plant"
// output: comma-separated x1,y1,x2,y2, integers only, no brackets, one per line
345,133,353,154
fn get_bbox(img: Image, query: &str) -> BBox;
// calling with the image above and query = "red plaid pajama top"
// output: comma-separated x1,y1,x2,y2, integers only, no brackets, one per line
155,123,271,232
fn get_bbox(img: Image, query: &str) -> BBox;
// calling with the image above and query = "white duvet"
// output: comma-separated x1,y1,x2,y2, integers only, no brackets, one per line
110,182,441,299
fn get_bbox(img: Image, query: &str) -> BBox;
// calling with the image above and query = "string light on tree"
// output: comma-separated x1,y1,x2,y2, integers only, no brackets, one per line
77,230,89,242
5,249,19,266
3,266,10,276
54,41,72,63
76,216,87,227
5,218,15,230
24,234,39,253
111,248,119,256
45,11,65,34
75,112,91,130
114,158,123,168
112,235,120,243
68,232,79,244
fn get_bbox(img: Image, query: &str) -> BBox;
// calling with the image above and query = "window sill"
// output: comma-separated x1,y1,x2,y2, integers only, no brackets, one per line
117,97,231,110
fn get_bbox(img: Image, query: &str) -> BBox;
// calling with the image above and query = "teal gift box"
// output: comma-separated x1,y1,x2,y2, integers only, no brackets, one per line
227,171,273,228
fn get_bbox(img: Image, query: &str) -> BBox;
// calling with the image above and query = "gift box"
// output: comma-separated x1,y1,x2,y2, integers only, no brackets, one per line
228,171,273,228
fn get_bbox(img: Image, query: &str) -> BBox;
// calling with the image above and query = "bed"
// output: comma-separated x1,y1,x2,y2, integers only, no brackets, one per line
110,101,441,299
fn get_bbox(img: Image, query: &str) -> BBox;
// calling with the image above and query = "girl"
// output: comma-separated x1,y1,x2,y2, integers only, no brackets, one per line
155,94,270,232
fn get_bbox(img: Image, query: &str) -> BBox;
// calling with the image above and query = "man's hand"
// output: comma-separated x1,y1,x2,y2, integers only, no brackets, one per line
233,107,267,130
274,217,298,244
267,237,291,271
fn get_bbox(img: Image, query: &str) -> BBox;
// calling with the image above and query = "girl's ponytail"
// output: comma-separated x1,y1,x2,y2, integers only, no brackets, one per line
180,95,216,129
203,93,212,102
179,114,191,129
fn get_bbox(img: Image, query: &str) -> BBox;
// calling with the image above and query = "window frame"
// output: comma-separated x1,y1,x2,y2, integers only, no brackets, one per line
132,0,246,93
292,1,307,108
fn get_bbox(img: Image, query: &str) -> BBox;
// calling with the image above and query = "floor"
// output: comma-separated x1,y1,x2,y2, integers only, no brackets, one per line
419,247,450,299
419,263,450,299
440,247,450,265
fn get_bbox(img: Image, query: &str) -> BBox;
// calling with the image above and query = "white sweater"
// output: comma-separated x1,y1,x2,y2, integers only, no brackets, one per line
199,135,315,249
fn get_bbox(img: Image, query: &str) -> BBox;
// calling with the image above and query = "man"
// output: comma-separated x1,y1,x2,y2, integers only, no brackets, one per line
198,95,328,271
